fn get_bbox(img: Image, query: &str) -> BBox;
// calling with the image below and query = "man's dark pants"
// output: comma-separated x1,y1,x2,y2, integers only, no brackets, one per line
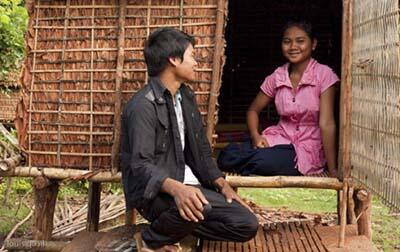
138,186,259,249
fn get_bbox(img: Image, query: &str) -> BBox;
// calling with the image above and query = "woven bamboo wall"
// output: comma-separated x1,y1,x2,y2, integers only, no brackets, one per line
351,0,400,211
18,0,226,172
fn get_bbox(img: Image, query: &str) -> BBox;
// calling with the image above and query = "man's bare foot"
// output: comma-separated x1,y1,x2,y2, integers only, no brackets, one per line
141,241,182,252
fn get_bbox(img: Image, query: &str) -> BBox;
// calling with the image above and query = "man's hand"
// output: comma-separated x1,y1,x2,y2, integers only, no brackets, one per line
214,177,253,213
251,134,269,149
162,178,208,222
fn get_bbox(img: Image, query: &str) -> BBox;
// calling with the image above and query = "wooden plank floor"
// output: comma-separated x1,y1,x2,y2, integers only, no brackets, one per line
201,222,328,252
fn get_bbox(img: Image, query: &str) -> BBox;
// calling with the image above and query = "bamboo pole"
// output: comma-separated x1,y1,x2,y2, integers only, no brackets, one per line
28,130,113,135
206,0,226,144
347,183,356,224
111,0,127,174
27,0,41,168
33,21,216,29
88,0,95,171
29,43,213,53
225,176,348,190
338,181,348,247
1,166,121,182
0,155,23,171
27,150,111,157
35,4,217,9
338,0,353,180
30,68,212,73
57,0,70,168
29,89,211,94
36,14,216,21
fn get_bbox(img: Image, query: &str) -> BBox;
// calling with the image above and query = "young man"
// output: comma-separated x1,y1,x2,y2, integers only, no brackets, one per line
121,28,258,252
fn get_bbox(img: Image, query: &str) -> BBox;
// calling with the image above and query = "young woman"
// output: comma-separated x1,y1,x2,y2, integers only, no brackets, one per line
218,21,339,177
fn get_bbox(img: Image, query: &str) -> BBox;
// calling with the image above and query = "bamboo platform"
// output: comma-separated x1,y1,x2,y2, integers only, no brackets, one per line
200,223,375,252
37,222,374,252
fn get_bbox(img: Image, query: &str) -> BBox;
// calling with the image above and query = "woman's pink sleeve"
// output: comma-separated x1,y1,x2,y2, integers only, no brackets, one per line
260,75,276,98
320,67,340,93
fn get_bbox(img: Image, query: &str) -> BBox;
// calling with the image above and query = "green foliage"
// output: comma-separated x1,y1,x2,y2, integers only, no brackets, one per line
0,0,28,81
0,177,31,195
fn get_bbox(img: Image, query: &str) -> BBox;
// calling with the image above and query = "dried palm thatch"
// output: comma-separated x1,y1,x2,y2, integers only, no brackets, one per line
16,0,227,173
350,0,400,211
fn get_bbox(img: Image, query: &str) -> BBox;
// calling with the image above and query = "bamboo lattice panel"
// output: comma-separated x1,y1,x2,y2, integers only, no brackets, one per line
19,0,224,171
351,0,400,211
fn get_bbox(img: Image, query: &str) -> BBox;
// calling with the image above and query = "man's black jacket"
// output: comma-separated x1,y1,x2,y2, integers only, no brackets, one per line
121,77,223,210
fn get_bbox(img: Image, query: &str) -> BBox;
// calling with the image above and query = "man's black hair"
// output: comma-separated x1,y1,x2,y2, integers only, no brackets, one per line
144,28,195,77
282,20,316,41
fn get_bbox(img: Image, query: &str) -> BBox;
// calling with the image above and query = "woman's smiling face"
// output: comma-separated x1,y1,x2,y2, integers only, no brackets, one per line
281,26,316,64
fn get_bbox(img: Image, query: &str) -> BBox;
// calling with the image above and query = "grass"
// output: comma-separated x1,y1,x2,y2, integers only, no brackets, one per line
239,188,400,251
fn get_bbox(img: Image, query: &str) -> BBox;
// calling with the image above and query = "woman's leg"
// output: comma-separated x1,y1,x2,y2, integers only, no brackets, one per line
244,144,301,176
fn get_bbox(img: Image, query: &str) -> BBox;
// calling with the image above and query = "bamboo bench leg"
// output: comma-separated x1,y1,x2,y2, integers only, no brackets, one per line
86,182,101,232
338,181,348,247
354,190,372,240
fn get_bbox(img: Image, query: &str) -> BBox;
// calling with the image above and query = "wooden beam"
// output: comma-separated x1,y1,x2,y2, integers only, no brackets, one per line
338,0,353,180
0,166,121,182
32,176,59,240
225,176,345,190
206,0,227,144
111,0,127,174
86,182,101,232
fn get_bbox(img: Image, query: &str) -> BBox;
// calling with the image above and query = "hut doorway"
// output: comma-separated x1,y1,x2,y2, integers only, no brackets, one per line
219,0,342,125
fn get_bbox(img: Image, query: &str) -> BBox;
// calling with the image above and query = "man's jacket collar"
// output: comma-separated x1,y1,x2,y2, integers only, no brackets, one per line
149,77,167,104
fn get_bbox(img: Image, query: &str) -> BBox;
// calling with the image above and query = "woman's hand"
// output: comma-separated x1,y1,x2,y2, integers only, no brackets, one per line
328,168,338,178
251,134,269,149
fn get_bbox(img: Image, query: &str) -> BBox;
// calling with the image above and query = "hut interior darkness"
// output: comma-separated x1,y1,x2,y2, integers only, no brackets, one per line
219,0,342,124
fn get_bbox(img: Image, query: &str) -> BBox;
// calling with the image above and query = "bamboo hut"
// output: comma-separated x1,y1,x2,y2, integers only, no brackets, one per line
0,0,399,251
0,71,21,124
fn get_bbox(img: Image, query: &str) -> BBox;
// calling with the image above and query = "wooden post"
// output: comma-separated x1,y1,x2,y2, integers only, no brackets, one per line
338,0,353,180
354,189,372,240
347,183,356,224
338,182,348,248
32,176,59,241
86,182,101,232
111,0,127,174
206,0,227,144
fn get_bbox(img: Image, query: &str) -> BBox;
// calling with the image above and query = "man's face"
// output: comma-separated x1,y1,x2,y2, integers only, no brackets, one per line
174,44,198,82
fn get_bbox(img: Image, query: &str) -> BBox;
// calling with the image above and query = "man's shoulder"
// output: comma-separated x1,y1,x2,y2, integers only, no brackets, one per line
124,85,156,115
